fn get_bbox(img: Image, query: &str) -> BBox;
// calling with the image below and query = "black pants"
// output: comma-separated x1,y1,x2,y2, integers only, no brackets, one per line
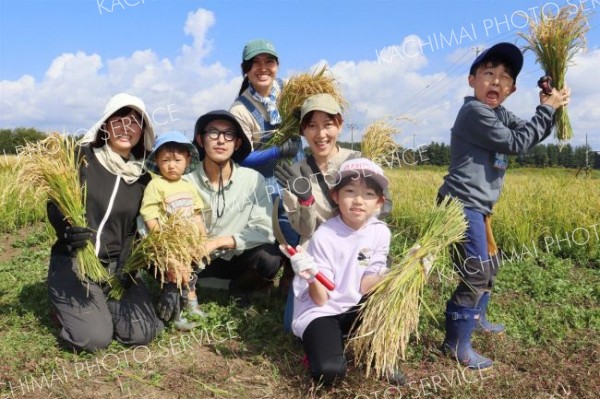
47,255,164,352
198,243,283,281
301,304,362,385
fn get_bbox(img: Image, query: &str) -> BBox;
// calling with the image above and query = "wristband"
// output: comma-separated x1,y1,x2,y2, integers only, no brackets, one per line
298,195,315,207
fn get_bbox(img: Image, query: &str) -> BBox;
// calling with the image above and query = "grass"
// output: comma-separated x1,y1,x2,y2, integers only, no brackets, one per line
1,166,599,398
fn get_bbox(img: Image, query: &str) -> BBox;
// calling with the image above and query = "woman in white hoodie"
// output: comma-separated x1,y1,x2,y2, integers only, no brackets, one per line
47,93,163,352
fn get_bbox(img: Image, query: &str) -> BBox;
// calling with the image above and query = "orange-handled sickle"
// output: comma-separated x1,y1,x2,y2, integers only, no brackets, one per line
284,245,335,291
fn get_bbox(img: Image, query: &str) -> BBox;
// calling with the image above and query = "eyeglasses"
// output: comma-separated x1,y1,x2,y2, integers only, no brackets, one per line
204,128,237,142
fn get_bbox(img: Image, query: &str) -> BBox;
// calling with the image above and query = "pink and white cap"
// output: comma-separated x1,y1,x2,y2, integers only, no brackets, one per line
337,157,388,191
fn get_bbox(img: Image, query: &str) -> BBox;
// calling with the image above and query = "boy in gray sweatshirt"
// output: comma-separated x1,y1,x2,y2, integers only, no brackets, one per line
437,42,570,370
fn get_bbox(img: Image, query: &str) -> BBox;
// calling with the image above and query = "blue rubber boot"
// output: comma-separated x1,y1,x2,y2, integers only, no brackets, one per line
442,301,493,370
475,291,505,334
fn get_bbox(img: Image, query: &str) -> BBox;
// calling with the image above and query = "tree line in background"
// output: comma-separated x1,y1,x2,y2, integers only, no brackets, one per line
338,141,600,170
0,128,47,154
1,128,598,169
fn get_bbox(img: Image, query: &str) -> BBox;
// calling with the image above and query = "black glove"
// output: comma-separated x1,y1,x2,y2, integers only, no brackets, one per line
47,200,68,239
157,283,187,321
64,226,93,252
116,271,137,291
274,163,313,202
277,138,301,158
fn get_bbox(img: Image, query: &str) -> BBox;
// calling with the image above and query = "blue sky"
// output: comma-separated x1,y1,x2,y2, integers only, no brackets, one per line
1,0,599,149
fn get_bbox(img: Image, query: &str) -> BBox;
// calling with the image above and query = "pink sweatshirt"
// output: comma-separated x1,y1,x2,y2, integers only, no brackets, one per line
292,215,391,338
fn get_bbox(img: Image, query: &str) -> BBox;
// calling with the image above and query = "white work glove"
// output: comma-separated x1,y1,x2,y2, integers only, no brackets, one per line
408,244,435,277
279,245,318,281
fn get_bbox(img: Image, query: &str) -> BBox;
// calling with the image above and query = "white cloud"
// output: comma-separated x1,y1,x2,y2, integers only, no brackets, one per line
0,13,598,149
563,49,600,144
0,8,235,137
506,49,600,148
180,8,215,65
328,35,466,147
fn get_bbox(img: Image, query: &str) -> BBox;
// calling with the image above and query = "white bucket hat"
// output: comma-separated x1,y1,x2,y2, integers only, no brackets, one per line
82,93,155,152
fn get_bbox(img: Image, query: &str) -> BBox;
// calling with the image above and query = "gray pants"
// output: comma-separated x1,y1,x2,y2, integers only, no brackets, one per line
47,255,163,352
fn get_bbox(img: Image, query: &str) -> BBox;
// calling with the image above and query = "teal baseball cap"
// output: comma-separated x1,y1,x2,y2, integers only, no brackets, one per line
242,39,278,61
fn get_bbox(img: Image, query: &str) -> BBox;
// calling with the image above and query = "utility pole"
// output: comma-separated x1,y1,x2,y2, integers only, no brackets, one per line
576,133,591,177
471,45,485,57
347,123,357,151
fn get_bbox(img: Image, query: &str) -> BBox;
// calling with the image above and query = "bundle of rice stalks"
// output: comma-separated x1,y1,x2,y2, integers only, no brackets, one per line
108,213,209,300
15,133,108,283
266,65,346,147
520,6,589,142
348,197,467,379
361,120,399,164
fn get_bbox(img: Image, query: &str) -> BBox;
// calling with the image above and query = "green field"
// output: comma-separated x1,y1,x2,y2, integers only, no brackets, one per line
1,166,598,399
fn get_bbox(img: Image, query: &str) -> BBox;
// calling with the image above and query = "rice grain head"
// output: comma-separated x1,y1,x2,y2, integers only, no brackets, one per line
109,213,209,300
15,133,109,284
519,6,589,142
361,119,400,165
267,65,346,147
348,197,466,379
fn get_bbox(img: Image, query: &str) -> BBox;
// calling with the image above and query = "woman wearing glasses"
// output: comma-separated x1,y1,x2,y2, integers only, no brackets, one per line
185,110,283,304
46,93,163,352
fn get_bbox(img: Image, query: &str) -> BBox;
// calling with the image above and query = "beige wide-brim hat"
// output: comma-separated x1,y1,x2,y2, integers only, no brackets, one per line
82,93,155,152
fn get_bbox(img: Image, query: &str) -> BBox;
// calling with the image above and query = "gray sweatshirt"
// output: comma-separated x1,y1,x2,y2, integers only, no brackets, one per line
438,96,555,214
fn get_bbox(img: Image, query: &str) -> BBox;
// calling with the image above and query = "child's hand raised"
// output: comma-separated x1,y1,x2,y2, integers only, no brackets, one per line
540,84,571,110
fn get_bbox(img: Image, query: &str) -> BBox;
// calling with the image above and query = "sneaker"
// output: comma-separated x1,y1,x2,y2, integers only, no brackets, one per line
173,313,198,331
385,368,407,386
185,302,207,319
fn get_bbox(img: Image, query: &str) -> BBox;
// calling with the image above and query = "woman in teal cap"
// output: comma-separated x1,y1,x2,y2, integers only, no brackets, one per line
230,38,303,186
230,39,305,292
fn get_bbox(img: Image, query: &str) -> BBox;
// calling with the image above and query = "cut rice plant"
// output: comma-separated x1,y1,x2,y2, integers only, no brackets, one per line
15,133,109,283
108,213,209,300
348,196,467,379
361,120,399,165
520,6,589,142
266,65,346,147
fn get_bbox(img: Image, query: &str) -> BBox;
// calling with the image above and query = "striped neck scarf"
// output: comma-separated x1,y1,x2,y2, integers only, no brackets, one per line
248,79,282,125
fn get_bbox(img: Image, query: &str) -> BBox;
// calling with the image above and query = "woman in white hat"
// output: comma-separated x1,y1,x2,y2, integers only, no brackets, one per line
47,93,163,352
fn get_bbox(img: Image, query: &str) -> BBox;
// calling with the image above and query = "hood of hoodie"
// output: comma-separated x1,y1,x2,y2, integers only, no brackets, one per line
81,93,155,152
327,214,386,237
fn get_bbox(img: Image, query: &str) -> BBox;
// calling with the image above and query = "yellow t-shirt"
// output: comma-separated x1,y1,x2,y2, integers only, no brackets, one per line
140,176,204,224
